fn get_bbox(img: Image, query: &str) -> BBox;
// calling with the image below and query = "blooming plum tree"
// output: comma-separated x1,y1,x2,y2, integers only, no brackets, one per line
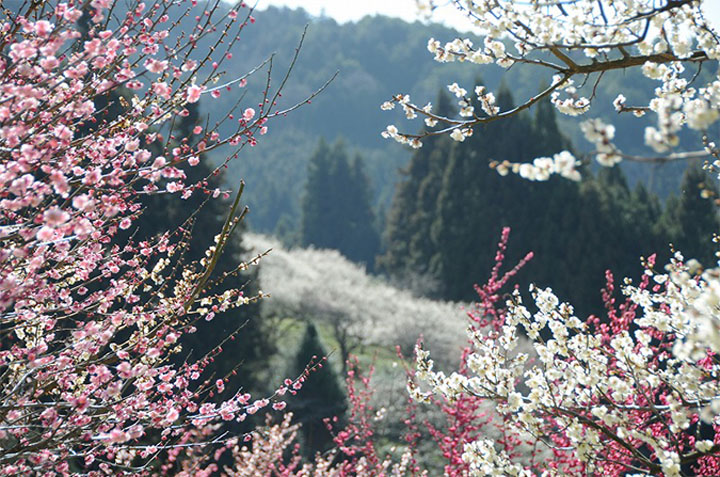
201,232,535,476
410,231,720,476
0,0,331,474
195,358,425,477
245,233,468,370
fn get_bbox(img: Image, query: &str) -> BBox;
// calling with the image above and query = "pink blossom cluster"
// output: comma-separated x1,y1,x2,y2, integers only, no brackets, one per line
0,0,302,474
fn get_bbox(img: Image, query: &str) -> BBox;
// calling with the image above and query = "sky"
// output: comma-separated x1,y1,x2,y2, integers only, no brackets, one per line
258,0,720,32
257,0,475,31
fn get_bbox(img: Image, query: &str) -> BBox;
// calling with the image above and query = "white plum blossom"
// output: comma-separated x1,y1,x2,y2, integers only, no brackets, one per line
493,151,581,181
244,234,468,368
685,98,720,131
458,99,474,117
413,247,720,474
447,82,467,98
613,94,627,112
423,102,438,127
550,90,591,116
383,0,720,180
580,118,623,166
475,86,498,116
462,440,534,477
450,127,470,142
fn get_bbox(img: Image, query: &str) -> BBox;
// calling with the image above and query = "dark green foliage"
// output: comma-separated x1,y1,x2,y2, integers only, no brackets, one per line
210,6,694,234
288,323,347,458
301,138,334,247
429,141,473,297
530,86,573,156
377,91,456,290
428,85,536,301
661,164,720,264
380,87,704,315
347,155,383,267
300,139,381,270
209,7,488,233
82,4,690,234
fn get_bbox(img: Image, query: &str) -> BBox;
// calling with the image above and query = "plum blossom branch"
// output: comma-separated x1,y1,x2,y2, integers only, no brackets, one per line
387,0,720,181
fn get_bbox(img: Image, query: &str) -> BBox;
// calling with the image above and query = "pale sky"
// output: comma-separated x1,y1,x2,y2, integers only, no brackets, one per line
258,0,720,32
257,0,476,31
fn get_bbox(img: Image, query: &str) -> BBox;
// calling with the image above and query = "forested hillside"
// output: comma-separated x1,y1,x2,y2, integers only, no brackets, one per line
379,89,720,314
205,6,698,234
196,5,719,316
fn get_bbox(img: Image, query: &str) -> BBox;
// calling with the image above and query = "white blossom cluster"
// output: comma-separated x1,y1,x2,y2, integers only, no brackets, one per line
462,439,534,477
580,118,622,166
382,95,423,148
385,0,720,180
550,77,591,117
426,35,511,68
639,253,720,365
474,85,498,116
244,234,468,366
412,251,720,475
493,151,581,181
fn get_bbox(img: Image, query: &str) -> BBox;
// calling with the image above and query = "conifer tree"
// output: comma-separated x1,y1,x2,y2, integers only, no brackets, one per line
429,142,474,298
378,90,456,290
345,155,382,269
301,138,334,248
288,323,347,458
631,182,664,244
530,82,572,157
430,84,533,300
301,139,381,269
527,167,666,313
382,84,676,315
662,164,720,265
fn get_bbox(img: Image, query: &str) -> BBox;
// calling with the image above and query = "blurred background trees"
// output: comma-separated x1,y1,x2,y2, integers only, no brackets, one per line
300,139,381,271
